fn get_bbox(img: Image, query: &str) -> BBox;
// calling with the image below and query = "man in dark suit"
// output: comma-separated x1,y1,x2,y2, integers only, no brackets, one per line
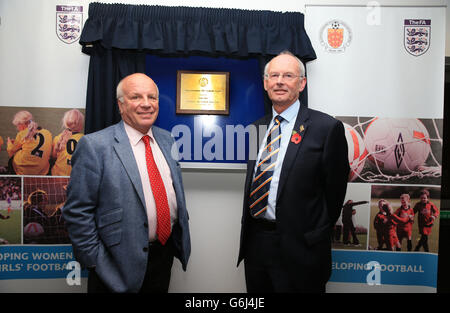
62,73,190,293
238,51,349,292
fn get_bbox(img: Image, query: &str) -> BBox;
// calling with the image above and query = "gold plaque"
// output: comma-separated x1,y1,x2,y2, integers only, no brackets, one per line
176,71,229,115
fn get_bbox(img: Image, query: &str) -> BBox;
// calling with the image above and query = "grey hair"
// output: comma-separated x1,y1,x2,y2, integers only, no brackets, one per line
264,50,306,78
116,79,125,102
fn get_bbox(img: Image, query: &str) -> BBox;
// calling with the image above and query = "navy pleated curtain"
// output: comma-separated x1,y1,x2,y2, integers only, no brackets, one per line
80,2,316,133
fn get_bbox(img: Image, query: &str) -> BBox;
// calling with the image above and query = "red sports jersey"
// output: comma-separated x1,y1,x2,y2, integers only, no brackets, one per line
414,201,439,235
374,212,387,230
395,206,414,233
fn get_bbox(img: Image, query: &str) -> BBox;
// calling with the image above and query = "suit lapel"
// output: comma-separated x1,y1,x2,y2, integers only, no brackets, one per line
245,115,272,197
276,104,310,203
113,121,146,209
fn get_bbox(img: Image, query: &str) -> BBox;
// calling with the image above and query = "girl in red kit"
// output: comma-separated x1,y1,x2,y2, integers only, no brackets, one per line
414,189,439,252
395,194,415,251
384,204,403,252
375,199,409,251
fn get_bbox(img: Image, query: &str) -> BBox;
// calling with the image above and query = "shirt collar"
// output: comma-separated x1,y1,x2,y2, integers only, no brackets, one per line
123,121,154,146
271,100,300,124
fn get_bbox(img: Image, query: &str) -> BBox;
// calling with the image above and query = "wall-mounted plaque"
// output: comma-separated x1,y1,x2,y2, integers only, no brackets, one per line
176,71,229,115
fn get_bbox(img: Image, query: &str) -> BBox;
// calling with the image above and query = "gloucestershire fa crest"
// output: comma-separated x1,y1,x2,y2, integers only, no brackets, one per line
320,20,352,53
199,77,209,87
404,19,431,57
56,5,83,44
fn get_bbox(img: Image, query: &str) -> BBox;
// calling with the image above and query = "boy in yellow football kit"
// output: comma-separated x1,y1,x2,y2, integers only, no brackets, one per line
51,109,84,176
51,132,84,176
6,111,52,175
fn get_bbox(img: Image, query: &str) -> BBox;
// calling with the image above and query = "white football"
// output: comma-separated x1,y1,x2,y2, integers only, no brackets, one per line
23,222,45,238
364,118,430,174
343,123,366,181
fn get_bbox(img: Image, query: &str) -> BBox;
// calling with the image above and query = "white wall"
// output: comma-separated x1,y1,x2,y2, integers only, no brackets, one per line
446,0,450,55
0,0,447,293
1,0,447,108
0,0,90,109
170,170,247,292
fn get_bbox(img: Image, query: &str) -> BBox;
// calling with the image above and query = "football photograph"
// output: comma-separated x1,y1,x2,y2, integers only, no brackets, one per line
336,116,442,185
333,183,371,250
0,176,22,244
22,177,71,244
0,107,85,177
368,185,440,253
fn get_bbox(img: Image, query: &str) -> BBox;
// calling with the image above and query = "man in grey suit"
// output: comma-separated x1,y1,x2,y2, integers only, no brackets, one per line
62,73,190,293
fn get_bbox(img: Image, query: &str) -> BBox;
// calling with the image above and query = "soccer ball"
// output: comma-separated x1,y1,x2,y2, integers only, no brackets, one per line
343,123,366,181
23,222,44,238
364,118,431,174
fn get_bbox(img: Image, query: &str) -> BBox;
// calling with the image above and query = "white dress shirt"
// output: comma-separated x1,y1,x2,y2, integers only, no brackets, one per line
123,122,178,242
254,100,300,220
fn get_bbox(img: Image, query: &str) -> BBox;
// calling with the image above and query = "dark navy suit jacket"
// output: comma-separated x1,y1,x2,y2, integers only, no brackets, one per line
238,104,349,290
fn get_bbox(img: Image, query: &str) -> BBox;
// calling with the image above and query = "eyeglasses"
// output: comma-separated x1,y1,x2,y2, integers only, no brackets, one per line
265,73,304,82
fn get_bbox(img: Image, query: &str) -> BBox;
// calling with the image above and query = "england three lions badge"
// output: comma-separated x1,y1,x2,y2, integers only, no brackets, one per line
404,19,431,57
56,5,83,44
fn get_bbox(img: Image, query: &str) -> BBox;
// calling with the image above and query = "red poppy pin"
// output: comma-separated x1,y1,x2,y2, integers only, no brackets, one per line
291,132,302,144
291,125,305,144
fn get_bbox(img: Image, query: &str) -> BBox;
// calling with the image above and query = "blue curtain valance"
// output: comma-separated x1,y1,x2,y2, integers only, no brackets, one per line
80,3,316,61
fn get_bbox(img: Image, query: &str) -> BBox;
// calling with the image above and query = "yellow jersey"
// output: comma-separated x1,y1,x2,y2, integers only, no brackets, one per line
51,132,84,176
7,128,53,175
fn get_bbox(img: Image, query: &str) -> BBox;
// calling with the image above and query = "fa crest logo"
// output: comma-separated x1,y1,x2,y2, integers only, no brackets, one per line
199,77,209,87
56,5,83,44
320,20,352,53
404,19,431,57
328,21,344,49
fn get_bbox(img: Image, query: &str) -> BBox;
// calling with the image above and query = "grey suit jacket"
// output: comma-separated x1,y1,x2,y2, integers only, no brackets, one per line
62,121,190,292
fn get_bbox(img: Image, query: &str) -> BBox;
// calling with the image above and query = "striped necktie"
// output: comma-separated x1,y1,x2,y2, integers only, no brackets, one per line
249,115,283,218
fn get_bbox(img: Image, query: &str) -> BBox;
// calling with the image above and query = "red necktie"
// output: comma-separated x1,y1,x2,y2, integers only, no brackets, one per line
142,135,171,245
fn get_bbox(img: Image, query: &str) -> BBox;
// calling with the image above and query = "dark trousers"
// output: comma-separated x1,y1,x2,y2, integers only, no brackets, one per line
244,218,295,293
342,221,359,245
415,234,429,252
244,218,326,293
88,238,174,293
